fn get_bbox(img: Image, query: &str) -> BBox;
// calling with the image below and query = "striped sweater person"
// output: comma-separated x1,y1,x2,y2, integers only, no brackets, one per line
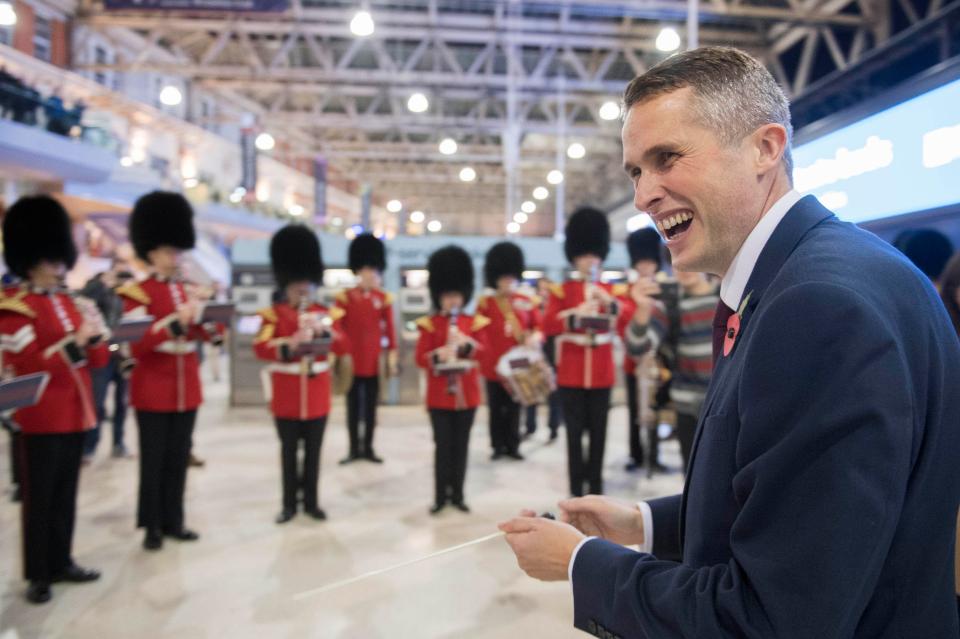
625,271,718,470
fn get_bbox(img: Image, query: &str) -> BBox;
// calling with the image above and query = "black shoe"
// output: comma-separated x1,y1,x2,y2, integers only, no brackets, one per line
505,450,525,461
11,485,20,502
164,528,200,541
548,431,558,443
649,462,670,474
490,451,503,461
304,507,327,520
624,460,642,472
451,501,470,513
364,452,383,464
26,581,51,604
429,502,446,515
52,564,101,583
339,453,361,465
275,509,296,524
143,530,163,551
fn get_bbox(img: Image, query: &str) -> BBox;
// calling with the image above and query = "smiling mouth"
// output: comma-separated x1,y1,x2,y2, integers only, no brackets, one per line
657,211,694,241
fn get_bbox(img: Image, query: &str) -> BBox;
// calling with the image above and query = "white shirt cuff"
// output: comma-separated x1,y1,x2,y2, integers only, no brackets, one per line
567,536,597,581
637,501,654,554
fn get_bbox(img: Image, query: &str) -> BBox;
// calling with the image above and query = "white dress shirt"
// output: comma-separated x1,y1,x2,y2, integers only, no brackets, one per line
567,189,803,583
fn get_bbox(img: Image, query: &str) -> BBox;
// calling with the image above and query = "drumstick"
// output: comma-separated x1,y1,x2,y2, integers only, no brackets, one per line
293,513,556,600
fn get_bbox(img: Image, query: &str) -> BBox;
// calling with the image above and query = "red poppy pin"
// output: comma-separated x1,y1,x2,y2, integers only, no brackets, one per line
723,291,752,357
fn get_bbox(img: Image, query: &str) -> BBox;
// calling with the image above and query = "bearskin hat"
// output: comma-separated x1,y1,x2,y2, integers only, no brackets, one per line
564,207,610,263
270,224,323,289
129,191,196,262
627,227,663,270
484,241,525,289
427,245,474,309
893,228,954,281
348,233,386,273
3,195,77,278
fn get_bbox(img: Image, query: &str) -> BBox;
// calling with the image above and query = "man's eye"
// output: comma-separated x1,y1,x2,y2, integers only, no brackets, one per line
659,152,679,166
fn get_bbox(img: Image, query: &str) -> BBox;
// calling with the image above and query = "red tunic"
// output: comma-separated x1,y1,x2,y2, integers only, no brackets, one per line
475,292,542,381
415,313,487,410
0,285,108,434
118,276,222,413
334,286,397,378
253,302,350,420
542,279,628,389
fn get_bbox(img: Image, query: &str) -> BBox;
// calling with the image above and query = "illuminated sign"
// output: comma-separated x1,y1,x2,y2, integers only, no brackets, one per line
792,75,960,223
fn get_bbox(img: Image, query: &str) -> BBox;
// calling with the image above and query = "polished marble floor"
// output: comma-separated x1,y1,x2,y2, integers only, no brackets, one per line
0,370,684,639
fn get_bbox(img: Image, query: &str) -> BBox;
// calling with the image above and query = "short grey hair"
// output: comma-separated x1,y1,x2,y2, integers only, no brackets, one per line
623,47,794,177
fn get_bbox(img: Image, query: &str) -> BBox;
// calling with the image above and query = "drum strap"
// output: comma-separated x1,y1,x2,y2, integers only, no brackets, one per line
495,295,526,344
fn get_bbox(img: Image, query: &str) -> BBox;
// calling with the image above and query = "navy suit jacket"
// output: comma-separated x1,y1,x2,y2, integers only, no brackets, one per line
572,196,960,638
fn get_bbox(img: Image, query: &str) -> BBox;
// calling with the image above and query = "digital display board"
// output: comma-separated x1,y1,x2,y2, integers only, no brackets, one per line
792,76,960,223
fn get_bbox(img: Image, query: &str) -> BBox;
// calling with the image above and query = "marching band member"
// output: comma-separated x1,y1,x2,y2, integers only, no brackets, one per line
335,233,397,464
622,228,663,472
476,241,542,461
119,191,221,551
0,196,106,604
254,225,349,524
542,207,630,497
415,246,487,515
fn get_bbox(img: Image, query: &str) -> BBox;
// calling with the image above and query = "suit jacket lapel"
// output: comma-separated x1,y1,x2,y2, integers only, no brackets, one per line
677,195,835,551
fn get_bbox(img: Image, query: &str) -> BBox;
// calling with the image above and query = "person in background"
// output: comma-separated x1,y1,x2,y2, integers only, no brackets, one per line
477,241,542,461
893,228,954,287
335,233,397,465
625,269,719,472
542,208,635,496
119,191,223,552
416,246,487,515
939,252,960,613
0,195,106,604
255,225,349,524
621,228,662,472
81,262,135,463
536,277,563,442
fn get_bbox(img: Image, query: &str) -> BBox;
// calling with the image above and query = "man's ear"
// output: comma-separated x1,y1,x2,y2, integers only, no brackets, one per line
752,123,789,176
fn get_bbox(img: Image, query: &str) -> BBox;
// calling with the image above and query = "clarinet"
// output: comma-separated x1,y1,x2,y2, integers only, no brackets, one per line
297,294,317,378
445,305,461,395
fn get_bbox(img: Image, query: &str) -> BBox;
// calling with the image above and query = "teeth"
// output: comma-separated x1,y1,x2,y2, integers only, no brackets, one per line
658,211,693,233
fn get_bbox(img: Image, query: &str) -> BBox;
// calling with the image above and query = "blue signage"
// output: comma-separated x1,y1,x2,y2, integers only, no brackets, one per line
792,76,960,223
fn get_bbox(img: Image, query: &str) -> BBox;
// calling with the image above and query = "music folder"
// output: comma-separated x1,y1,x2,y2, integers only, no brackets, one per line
0,372,51,412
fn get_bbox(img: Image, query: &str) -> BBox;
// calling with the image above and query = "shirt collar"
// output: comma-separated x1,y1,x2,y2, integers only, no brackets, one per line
719,189,802,310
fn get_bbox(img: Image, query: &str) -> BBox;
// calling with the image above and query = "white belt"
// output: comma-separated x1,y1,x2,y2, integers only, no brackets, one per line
155,341,198,354
265,361,330,375
557,333,614,347
260,361,330,402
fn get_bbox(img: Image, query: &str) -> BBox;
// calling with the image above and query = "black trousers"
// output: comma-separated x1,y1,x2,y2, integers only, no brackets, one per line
559,387,611,497
5,422,20,487
486,381,520,454
275,417,326,511
676,412,698,473
625,373,648,465
136,410,196,532
346,375,379,456
524,404,537,435
547,389,563,435
429,408,475,504
20,432,84,581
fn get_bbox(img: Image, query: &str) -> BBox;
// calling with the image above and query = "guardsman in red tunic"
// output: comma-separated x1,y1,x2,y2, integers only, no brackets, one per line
415,246,488,515
542,207,631,497
119,191,218,552
622,228,663,472
335,233,397,464
476,241,542,461
254,225,349,524
0,196,107,604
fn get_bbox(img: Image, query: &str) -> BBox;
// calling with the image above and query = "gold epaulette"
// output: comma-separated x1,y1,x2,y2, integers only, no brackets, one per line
257,307,278,324
0,289,36,318
253,322,275,345
612,283,629,297
328,306,346,321
548,282,565,299
415,315,435,333
116,282,151,306
335,289,349,305
472,314,492,331
383,291,394,306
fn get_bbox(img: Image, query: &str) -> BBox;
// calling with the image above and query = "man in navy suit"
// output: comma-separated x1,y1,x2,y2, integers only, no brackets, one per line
500,46,960,638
